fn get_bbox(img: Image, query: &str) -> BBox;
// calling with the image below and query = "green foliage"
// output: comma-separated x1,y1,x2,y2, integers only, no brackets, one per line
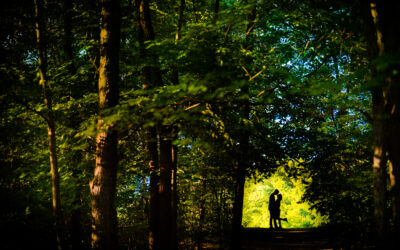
1,0,377,248
243,165,328,228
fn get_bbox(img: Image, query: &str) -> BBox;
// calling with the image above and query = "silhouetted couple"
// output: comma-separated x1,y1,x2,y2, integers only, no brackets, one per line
268,189,287,229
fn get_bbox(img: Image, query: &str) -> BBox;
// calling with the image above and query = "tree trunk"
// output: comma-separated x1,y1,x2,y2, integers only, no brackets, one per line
159,129,174,249
230,83,250,250
84,0,101,76
70,182,83,250
372,93,389,245
34,1,66,249
170,2,185,248
388,87,400,241
61,2,84,248
63,0,75,67
231,101,249,249
389,159,400,234
230,1,256,248
361,0,400,246
230,160,246,250
171,143,178,250
89,0,120,249
48,117,66,250
135,1,160,248
376,1,400,242
213,0,219,24
147,127,160,250
366,1,389,245
175,0,185,42
136,1,177,248
197,179,207,250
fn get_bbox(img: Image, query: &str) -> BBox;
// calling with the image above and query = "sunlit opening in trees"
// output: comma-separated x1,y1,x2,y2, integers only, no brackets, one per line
242,165,328,228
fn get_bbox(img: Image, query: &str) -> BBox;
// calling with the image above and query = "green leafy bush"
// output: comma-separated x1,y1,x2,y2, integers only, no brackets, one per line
243,166,328,228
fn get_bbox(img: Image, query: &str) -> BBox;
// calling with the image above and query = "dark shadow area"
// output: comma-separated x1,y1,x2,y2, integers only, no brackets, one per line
241,227,364,250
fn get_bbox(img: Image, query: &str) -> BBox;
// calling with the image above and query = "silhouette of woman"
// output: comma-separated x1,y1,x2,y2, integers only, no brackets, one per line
273,193,288,229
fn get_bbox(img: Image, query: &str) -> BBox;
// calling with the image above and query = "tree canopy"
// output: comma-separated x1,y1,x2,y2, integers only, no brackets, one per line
1,0,400,249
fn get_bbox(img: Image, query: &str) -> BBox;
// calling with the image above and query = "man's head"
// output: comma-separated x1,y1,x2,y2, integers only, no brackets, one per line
274,189,279,195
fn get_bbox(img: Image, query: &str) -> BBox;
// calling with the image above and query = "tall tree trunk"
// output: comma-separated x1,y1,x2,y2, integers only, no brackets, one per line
61,2,84,248
89,0,120,249
147,127,160,250
372,92,389,245
361,0,400,246
70,177,83,250
197,179,207,250
389,158,400,235
135,0,160,248
230,2,256,249
376,1,400,242
171,142,178,249
34,1,66,249
364,1,389,245
213,0,219,24
63,0,75,67
136,1,178,248
175,0,185,42
170,2,185,248
159,129,174,249
85,0,101,77
388,86,400,242
231,94,249,249
230,145,247,250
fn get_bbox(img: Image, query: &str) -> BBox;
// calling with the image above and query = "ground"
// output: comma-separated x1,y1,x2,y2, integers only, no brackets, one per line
241,228,346,250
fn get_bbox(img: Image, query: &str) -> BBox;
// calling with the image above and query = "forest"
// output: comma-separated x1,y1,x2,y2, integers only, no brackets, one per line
1,0,400,249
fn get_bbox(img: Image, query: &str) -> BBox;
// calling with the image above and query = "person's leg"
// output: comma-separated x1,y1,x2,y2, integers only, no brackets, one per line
269,211,273,228
273,217,278,229
278,210,282,228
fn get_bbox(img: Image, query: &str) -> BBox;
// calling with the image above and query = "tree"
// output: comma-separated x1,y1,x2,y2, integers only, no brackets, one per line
89,0,121,248
34,0,67,249
230,1,257,248
135,0,162,248
359,1,400,247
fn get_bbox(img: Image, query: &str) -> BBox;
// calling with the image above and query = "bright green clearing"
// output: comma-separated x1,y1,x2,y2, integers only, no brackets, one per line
242,166,328,228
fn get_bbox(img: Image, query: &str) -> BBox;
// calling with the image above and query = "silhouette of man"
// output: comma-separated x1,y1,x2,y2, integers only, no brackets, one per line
268,189,279,229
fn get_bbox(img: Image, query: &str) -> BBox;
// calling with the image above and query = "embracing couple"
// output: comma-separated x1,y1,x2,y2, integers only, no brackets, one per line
268,189,288,229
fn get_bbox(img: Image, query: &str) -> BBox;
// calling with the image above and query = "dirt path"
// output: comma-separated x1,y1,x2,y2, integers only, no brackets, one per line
242,228,343,250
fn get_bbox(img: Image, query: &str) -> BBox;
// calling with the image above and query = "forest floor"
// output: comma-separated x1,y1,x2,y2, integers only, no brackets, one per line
239,227,362,250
